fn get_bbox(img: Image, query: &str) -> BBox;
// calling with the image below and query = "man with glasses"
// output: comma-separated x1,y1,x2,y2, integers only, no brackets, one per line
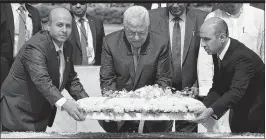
69,3,105,66
99,5,172,133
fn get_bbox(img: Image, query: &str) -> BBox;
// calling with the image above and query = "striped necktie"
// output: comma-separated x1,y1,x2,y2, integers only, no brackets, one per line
171,17,182,89
17,5,26,51
79,18,89,65
57,50,65,88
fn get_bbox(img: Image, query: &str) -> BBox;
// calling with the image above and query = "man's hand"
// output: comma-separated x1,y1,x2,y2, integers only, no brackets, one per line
191,87,199,98
62,100,86,121
190,108,214,123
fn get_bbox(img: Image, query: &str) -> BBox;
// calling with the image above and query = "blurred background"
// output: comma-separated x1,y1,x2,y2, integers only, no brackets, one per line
32,3,265,35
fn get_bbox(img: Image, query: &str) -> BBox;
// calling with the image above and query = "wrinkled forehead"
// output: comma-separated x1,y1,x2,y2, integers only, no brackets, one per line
125,18,147,30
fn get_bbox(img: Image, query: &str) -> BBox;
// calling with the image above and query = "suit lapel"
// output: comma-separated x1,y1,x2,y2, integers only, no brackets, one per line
159,8,170,38
72,18,82,53
122,32,135,82
87,15,97,51
182,10,196,64
60,41,71,91
133,34,151,88
46,32,60,89
26,4,38,34
5,4,14,45
219,38,236,74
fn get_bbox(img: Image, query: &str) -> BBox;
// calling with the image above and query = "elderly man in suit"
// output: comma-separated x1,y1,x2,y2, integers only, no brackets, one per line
192,17,265,133
99,5,172,133
1,7,89,132
149,3,208,132
69,2,105,66
0,3,42,86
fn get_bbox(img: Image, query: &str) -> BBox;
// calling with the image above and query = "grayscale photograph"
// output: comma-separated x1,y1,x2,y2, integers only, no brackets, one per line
0,2,265,138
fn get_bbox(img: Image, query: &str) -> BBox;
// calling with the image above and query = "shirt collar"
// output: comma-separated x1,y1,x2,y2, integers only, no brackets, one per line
74,14,88,23
224,5,243,18
11,3,27,12
52,40,64,52
169,9,186,22
218,38,231,60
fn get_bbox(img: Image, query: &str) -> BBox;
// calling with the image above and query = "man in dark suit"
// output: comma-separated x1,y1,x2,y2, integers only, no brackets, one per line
149,3,208,132
0,3,42,86
1,7,88,132
99,6,172,133
69,3,105,66
192,17,265,133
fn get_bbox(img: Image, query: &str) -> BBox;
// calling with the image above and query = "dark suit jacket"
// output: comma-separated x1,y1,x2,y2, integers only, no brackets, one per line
100,29,172,92
0,31,88,131
149,8,208,90
203,38,265,133
0,3,42,85
69,14,105,66
99,30,172,132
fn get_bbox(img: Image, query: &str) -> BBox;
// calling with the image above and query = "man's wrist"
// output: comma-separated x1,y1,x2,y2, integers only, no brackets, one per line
208,107,218,120
55,97,67,111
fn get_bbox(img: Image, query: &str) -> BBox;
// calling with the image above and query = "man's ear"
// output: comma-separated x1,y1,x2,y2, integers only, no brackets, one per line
219,33,227,43
47,22,51,31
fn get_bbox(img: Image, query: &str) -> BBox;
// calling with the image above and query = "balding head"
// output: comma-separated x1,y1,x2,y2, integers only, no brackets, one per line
200,17,229,55
48,7,72,24
47,7,72,47
201,17,229,38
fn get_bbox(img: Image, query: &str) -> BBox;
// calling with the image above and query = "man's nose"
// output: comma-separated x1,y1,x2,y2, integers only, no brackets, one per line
134,33,140,41
62,26,67,33
172,3,181,8
76,3,81,7
200,41,206,47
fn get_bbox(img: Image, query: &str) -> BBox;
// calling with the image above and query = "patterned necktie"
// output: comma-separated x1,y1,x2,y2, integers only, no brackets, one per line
17,5,26,51
171,17,182,88
79,18,89,65
57,50,65,88
132,47,139,72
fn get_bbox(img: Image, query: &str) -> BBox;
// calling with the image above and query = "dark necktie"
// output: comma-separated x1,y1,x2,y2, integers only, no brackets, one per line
217,55,222,70
17,5,26,51
171,17,182,88
132,47,139,72
79,18,89,65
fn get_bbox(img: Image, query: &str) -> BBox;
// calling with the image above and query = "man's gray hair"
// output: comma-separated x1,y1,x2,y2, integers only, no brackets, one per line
123,5,150,28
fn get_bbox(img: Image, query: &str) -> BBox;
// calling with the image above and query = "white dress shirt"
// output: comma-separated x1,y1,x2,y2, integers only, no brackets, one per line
169,11,186,66
53,41,67,110
197,3,265,96
218,39,231,60
74,15,95,65
11,3,33,57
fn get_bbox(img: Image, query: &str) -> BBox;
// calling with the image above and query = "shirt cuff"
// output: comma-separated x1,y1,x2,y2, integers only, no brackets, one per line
199,86,211,97
55,97,67,111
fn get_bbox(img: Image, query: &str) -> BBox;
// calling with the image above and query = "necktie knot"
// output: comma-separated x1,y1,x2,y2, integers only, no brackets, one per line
18,5,25,12
173,17,181,23
132,47,139,55
79,18,85,24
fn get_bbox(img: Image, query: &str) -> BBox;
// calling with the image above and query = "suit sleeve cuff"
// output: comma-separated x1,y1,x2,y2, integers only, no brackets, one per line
55,97,67,111
211,114,218,120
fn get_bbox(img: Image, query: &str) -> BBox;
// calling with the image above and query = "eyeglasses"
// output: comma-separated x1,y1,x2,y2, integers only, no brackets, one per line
71,3,86,5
